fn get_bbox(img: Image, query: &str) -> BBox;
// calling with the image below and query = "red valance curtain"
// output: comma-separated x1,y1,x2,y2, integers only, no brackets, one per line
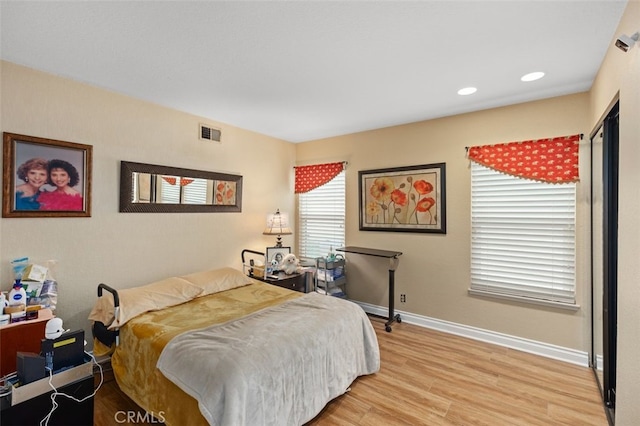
295,162,344,194
467,134,580,183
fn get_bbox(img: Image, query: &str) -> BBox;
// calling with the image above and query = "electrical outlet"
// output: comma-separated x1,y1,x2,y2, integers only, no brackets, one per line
400,294,406,303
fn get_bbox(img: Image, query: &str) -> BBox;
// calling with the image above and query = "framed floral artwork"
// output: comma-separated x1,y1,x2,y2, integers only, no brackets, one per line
3,132,92,218
359,163,446,233
214,180,237,205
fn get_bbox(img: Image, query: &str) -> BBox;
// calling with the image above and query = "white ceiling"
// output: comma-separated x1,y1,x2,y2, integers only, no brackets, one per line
0,1,628,143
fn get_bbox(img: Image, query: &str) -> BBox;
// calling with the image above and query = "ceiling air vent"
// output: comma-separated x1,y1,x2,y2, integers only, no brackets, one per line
199,124,222,143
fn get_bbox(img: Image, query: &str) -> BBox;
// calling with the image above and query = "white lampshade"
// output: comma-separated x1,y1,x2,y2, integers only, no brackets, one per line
263,209,292,247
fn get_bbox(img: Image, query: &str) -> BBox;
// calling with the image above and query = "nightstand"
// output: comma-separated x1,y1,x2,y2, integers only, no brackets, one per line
0,309,55,377
253,270,312,293
241,248,313,293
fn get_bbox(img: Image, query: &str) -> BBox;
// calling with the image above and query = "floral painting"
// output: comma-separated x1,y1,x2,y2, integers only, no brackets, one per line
214,180,236,205
359,163,446,233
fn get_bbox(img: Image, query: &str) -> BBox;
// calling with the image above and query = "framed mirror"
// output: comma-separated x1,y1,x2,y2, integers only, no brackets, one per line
119,161,242,213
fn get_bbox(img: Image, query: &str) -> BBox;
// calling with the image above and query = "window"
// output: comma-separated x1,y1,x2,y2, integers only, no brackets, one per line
470,162,577,307
298,171,345,260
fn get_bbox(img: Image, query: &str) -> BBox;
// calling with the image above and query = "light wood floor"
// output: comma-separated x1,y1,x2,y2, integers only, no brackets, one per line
94,316,607,425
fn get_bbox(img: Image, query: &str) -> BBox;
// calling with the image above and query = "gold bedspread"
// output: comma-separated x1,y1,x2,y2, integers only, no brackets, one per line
111,280,301,426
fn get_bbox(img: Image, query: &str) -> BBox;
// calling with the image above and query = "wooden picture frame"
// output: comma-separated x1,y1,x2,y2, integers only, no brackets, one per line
3,133,92,218
359,162,446,233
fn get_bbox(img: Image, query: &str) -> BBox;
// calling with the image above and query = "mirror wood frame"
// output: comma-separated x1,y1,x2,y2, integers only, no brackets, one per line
119,161,242,213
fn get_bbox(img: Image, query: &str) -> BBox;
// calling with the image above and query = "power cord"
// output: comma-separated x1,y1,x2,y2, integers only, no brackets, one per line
0,371,17,398
39,351,103,426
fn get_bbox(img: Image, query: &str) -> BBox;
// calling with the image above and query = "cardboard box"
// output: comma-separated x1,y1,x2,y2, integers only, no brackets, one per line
11,357,92,406
4,305,25,315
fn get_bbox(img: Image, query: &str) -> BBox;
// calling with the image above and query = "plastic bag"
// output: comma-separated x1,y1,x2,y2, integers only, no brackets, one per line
10,257,29,283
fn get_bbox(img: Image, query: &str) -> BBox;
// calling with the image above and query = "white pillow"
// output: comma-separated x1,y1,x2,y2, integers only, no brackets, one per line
180,267,253,296
88,276,203,329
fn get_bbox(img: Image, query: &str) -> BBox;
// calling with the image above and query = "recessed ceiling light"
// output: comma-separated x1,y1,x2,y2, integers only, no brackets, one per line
521,72,545,82
457,87,477,96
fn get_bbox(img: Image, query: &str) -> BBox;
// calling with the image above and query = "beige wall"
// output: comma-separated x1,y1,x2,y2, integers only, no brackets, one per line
297,93,591,351
589,1,640,424
296,1,640,422
0,61,297,342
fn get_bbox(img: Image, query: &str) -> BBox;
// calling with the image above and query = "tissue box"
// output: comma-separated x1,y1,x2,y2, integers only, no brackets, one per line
4,305,25,315
250,266,265,278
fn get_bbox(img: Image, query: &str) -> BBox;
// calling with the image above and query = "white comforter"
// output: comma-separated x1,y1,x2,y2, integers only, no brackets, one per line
157,292,380,426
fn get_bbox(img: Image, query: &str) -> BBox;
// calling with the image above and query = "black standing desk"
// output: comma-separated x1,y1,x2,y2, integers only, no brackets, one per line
336,246,402,332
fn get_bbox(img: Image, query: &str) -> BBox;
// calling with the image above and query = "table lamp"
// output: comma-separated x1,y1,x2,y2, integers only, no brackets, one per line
263,209,292,247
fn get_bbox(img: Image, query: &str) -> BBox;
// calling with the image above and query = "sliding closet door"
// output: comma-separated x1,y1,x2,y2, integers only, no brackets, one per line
602,102,618,412
591,128,604,388
592,101,618,425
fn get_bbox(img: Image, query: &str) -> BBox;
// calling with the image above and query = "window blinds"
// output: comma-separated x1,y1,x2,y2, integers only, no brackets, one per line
298,171,345,260
470,162,576,305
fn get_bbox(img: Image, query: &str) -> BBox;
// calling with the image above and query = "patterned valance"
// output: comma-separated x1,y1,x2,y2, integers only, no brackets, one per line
295,162,345,194
467,134,580,183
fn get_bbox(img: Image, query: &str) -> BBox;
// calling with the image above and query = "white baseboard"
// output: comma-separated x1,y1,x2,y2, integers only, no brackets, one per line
356,302,590,367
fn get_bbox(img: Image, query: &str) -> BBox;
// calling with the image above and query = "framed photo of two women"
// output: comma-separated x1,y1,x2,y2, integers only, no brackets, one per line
2,133,92,218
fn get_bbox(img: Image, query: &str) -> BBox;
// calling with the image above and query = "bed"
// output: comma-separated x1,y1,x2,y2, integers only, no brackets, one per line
89,267,380,426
